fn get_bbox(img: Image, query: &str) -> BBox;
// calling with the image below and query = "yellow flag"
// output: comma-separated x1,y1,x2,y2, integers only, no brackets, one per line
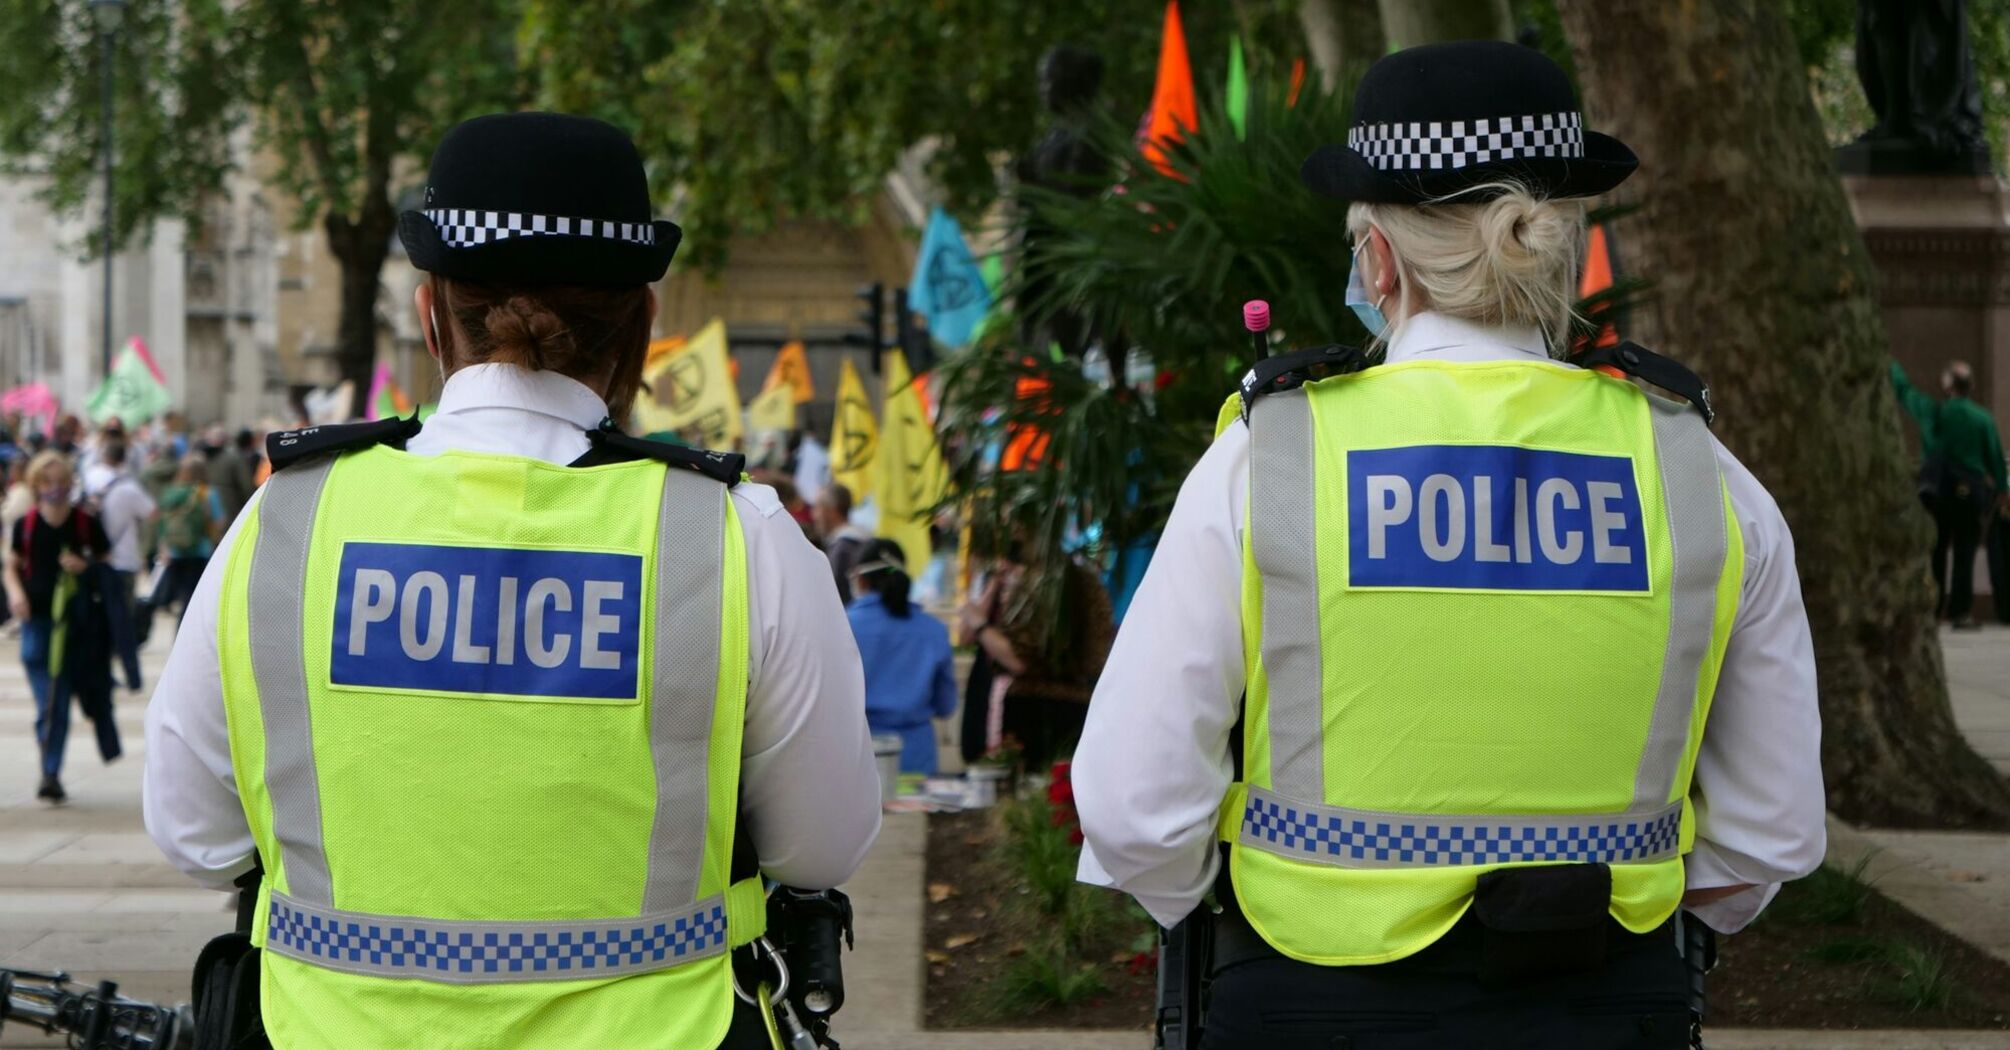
635,318,742,448
829,357,878,502
876,351,948,579
747,383,796,432
762,340,816,404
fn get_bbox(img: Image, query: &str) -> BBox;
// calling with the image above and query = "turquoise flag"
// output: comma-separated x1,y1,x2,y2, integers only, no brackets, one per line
1227,35,1249,139
909,206,991,350
85,342,173,425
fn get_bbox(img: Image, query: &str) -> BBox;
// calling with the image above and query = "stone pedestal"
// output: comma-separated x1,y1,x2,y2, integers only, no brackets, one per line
1843,174,2010,618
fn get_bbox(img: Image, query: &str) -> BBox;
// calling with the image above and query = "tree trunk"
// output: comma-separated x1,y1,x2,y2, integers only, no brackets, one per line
1555,0,2010,826
324,204,395,420
1301,0,1387,92
1375,0,1512,48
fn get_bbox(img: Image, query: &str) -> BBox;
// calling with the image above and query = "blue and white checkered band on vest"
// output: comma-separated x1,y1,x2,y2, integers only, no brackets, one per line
420,208,657,249
1347,111,1585,172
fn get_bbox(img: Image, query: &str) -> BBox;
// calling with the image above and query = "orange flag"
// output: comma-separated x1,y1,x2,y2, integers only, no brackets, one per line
1000,367,1054,472
761,340,816,404
1141,0,1196,177
1576,224,1621,360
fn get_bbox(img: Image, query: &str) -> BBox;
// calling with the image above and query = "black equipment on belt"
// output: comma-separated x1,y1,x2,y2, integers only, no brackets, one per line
734,886,857,1050
1154,906,1215,1050
1682,911,1718,1050
185,862,269,1050
0,969,192,1049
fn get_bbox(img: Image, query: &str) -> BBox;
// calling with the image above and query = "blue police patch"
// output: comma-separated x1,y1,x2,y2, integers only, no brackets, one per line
1347,445,1649,593
330,542,644,700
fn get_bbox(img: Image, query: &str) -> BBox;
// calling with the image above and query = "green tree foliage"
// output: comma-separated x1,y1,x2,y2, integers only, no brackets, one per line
1518,0,2010,173
935,78,1356,640
0,0,527,407
520,0,1301,269
0,0,235,251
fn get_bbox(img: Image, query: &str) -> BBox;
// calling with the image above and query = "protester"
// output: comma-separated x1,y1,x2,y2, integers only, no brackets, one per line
1894,360,2009,627
957,537,1114,771
48,415,80,456
202,424,255,522
3,450,120,803
88,440,153,685
816,482,874,603
847,540,957,775
155,454,224,622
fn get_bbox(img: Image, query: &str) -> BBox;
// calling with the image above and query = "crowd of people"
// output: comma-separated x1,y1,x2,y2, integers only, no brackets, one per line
3,410,265,803
785,479,1115,781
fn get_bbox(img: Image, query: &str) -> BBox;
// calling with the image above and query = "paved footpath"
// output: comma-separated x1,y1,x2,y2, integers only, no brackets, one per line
5,627,2010,1048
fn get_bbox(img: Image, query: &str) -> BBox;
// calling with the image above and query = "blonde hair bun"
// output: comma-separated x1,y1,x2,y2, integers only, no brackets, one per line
1347,179,1587,355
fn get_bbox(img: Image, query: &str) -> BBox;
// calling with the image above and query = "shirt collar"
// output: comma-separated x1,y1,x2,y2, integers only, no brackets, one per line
1386,311,1551,365
432,363,609,432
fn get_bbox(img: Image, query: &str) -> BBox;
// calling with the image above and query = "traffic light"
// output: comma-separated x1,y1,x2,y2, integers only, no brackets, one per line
893,286,935,376
845,282,885,361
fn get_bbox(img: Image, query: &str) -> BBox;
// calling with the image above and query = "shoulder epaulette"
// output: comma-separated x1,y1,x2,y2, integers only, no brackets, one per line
267,415,424,472
1570,340,1715,424
1238,343,1372,425
577,422,744,485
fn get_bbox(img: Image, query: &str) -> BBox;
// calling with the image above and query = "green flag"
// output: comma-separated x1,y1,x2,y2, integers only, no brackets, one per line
85,343,173,426
1227,34,1249,139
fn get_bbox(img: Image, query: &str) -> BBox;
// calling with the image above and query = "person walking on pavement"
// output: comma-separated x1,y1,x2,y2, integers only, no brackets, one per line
815,482,873,603
142,112,883,1050
152,454,224,624
201,423,255,523
847,540,957,775
82,440,150,689
4,451,120,803
1071,42,1825,1049
1893,359,2008,627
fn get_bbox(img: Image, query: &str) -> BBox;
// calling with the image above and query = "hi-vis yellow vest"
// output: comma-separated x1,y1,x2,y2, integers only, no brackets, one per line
1219,359,1743,966
217,445,764,1050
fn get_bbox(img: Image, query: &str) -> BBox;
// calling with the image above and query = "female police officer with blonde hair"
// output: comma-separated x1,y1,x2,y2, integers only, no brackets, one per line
143,113,881,1050
1073,42,1824,1048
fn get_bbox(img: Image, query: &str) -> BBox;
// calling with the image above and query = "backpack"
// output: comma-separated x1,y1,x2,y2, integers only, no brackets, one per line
160,485,211,555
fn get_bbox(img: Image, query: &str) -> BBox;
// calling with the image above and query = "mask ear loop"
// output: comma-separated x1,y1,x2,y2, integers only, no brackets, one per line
1355,235,1393,316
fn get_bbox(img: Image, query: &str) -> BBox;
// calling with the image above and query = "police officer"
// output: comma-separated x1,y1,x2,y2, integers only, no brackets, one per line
1072,43,1825,1049
142,113,883,1050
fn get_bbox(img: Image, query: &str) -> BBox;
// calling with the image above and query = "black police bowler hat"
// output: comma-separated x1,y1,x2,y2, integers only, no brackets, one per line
398,112,681,286
1302,41,1637,204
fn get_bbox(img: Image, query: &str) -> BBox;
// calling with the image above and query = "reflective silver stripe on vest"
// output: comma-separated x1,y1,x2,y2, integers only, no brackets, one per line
1248,390,1325,800
1239,785,1683,869
1631,397,1728,809
250,457,339,905
643,468,727,913
265,889,729,983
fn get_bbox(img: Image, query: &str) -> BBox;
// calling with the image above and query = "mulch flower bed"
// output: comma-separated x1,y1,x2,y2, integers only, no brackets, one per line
924,809,2010,1032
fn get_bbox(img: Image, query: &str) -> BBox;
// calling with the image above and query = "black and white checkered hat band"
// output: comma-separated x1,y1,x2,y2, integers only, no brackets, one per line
1347,111,1584,172
420,208,657,249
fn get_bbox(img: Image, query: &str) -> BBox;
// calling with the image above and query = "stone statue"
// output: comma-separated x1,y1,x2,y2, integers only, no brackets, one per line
1015,44,1109,359
1837,0,1991,175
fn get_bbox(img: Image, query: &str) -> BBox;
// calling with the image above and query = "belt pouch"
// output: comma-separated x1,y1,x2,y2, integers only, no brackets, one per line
1471,863,1612,985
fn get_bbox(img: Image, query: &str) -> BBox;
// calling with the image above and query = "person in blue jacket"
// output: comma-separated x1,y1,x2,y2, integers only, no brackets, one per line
847,540,957,775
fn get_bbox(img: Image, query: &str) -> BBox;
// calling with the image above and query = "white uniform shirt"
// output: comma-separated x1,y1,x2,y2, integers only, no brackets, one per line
143,363,883,890
1073,312,1825,935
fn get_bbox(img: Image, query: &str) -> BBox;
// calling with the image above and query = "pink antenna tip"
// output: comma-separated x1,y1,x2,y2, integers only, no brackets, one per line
1243,300,1271,332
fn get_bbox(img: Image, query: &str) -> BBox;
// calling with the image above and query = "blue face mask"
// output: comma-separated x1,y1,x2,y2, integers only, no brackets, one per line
1345,242,1388,338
